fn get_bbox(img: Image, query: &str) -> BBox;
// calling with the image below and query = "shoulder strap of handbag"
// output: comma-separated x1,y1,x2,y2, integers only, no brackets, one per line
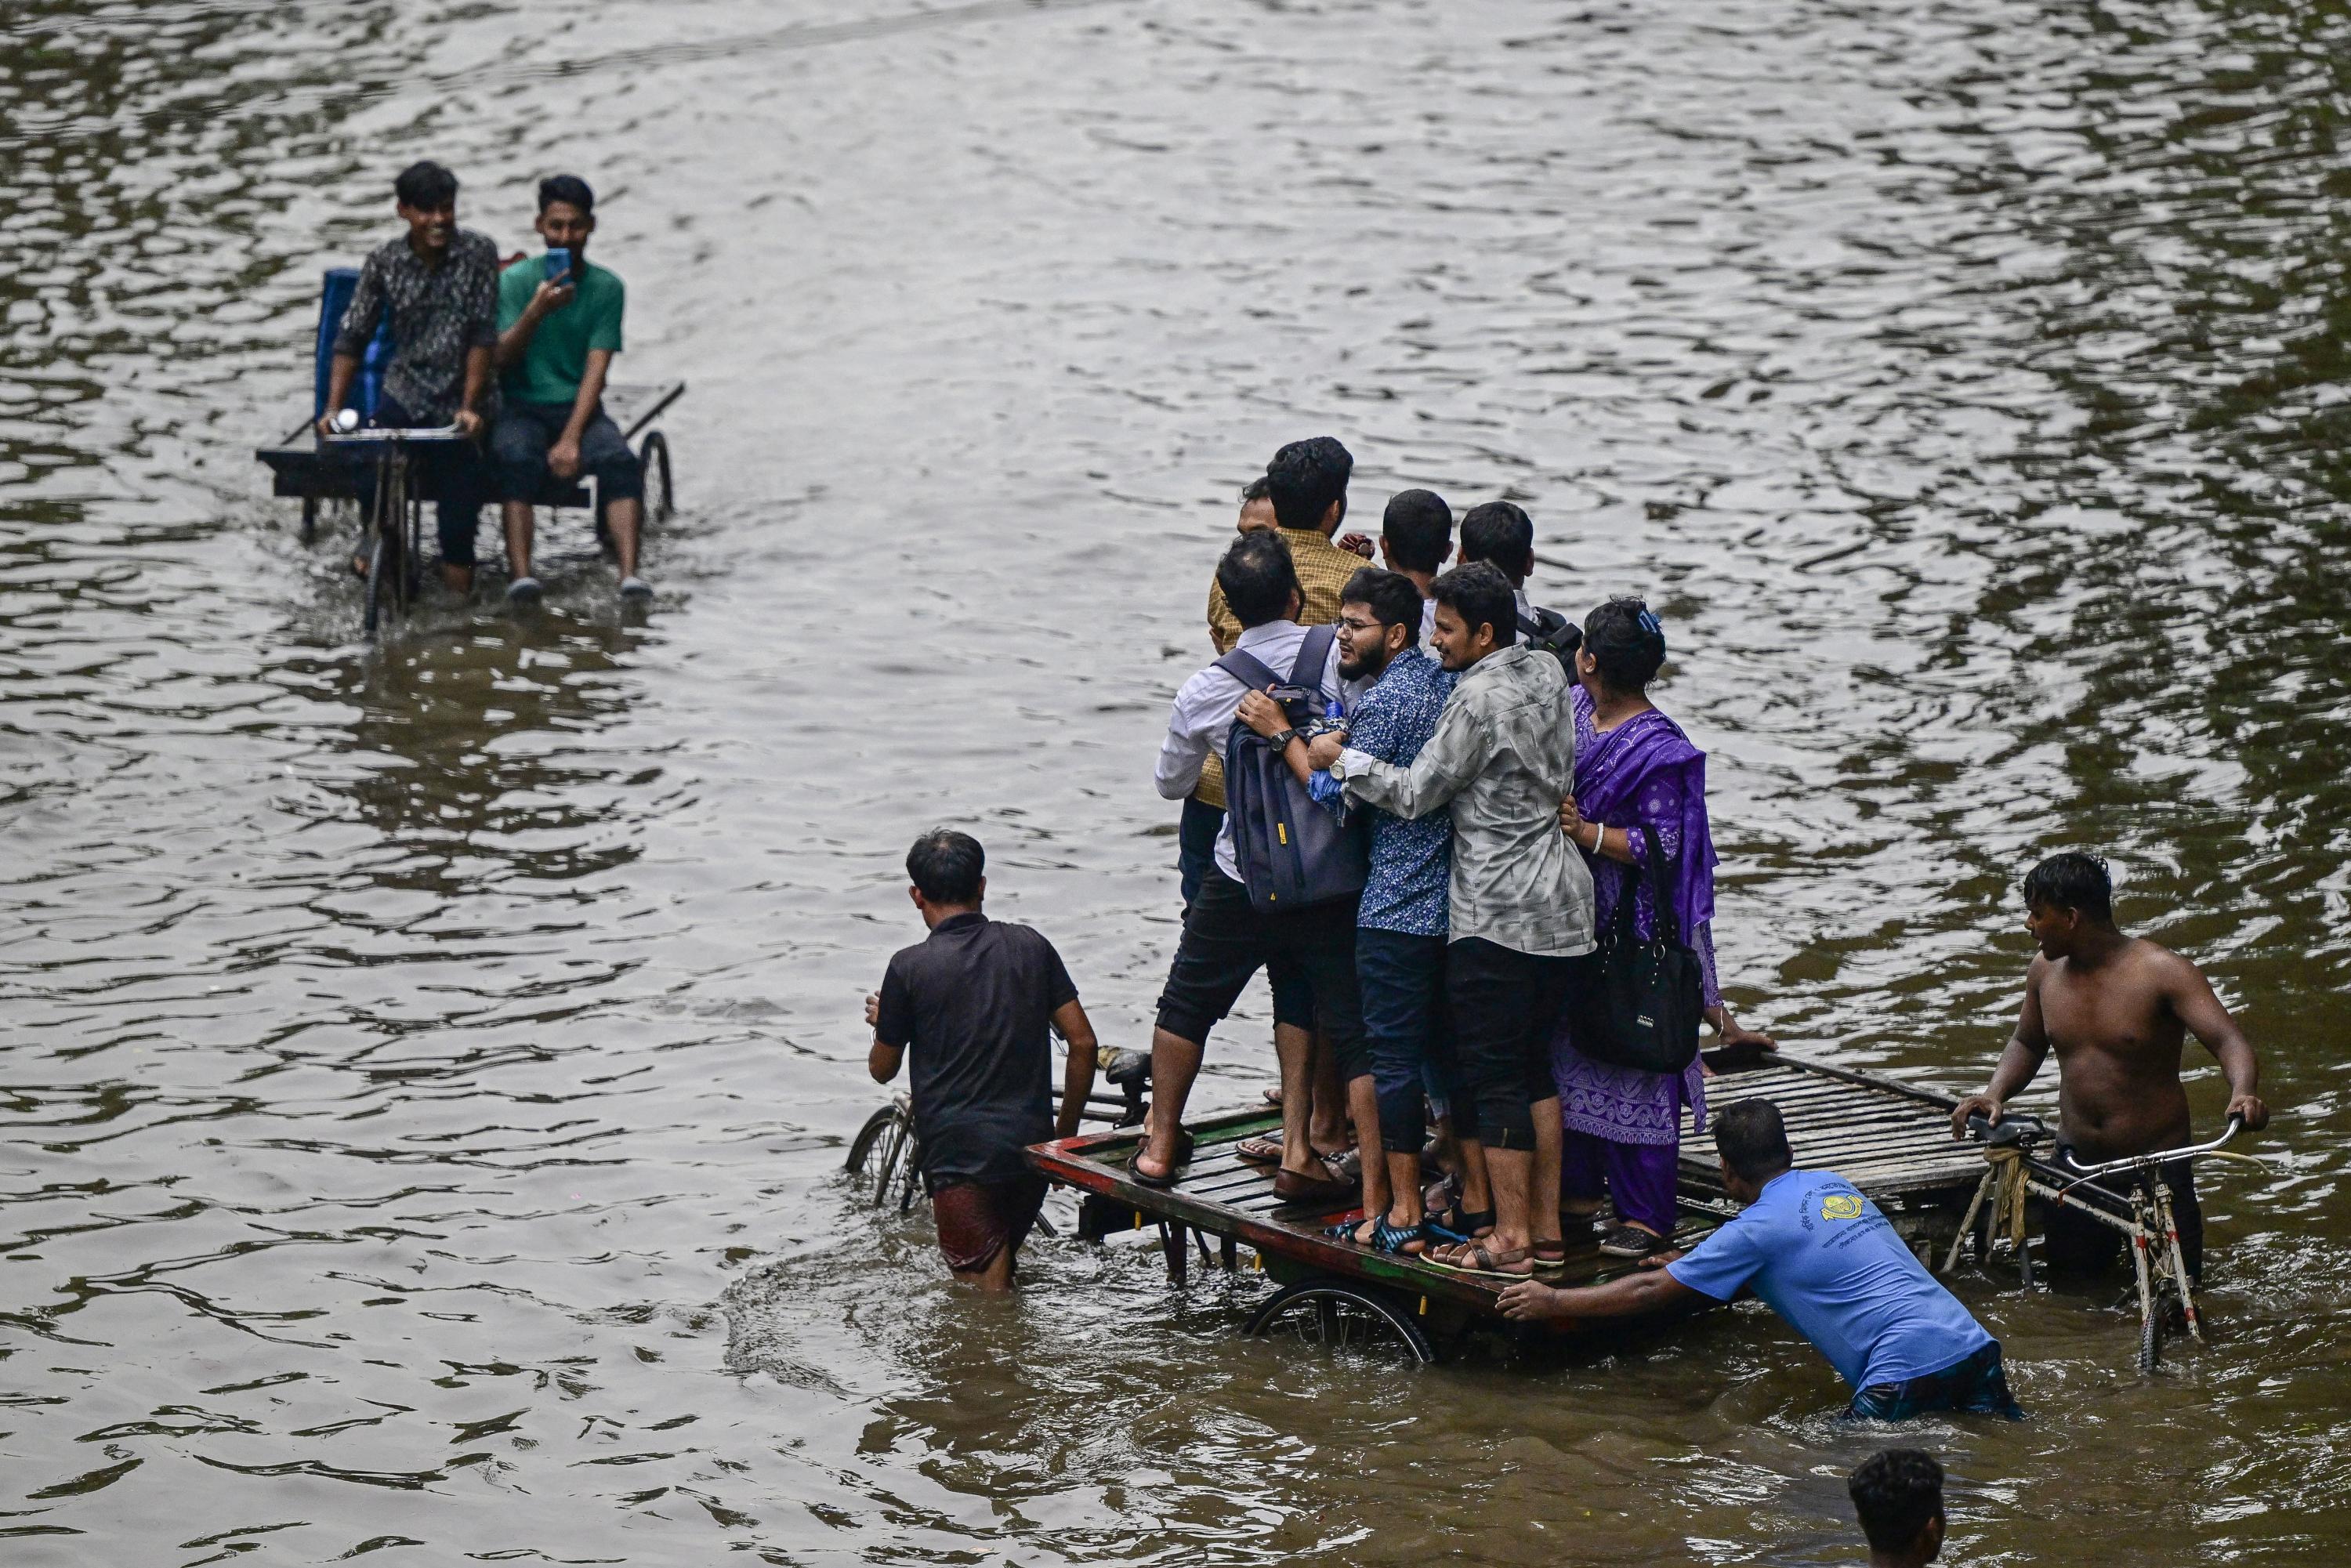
1636,822,1681,943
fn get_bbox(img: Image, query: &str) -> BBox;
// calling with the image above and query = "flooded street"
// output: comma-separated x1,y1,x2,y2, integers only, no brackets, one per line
6,0,2351,1560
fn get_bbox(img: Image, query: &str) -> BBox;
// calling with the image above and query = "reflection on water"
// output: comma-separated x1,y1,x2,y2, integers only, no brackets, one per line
4,0,2350,1563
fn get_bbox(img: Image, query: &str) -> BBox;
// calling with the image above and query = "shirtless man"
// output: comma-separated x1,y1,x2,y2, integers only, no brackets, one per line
1950,851,2268,1280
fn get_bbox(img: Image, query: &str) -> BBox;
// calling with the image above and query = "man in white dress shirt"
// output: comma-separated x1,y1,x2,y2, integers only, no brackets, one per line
1138,531,1363,1208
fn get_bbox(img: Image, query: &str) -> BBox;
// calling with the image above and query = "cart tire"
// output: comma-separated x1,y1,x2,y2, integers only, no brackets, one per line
1243,1279,1436,1365
2139,1300,2162,1374
301,497,318,544
639,431,673,523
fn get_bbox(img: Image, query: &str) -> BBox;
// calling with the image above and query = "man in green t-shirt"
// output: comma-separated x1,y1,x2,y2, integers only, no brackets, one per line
491,174,650,603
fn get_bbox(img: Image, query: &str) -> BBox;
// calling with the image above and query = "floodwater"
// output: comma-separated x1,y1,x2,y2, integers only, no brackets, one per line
3,0,2349,1562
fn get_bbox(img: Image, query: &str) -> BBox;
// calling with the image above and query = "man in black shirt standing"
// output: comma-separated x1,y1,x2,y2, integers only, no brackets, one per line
867,829,1099,1291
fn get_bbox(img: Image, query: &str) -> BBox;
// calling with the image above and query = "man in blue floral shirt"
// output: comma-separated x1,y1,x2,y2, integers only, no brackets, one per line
1237,567,1476,1254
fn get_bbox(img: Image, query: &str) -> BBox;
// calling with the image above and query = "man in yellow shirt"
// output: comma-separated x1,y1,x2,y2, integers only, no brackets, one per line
1208,440,1365,653
1176,440,1367,1168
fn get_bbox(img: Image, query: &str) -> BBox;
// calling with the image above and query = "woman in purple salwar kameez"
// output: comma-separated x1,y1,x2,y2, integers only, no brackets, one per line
1550,599,1774,1258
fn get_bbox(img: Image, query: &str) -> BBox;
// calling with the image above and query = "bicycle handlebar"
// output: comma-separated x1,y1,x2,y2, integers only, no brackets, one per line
319,425,469,445
2056,1117,2245,1179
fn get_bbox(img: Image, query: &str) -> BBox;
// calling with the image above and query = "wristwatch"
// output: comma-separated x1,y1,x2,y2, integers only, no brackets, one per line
1268,727,1301,751
1327,752,1350,780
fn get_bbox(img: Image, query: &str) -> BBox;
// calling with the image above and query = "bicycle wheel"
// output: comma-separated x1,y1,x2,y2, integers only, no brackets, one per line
845,1103,900,1179
404,496,423,604
364,526,389,638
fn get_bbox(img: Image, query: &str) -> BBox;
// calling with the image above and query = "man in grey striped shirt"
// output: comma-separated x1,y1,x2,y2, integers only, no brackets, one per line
1326,561,1596,1276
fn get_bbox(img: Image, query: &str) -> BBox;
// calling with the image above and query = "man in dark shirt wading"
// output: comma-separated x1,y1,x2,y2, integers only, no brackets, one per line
866,830,1098,1291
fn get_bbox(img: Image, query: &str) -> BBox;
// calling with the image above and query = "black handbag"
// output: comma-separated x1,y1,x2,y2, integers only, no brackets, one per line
1570,823,1704,1075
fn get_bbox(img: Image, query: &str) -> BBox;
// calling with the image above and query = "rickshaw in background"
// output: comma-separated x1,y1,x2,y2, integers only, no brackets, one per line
255,266,683,637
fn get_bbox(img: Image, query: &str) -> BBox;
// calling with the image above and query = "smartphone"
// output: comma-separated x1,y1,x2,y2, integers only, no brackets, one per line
544,247,571,285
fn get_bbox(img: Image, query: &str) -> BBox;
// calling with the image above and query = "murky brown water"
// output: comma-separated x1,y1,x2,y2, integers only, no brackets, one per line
5,0,2350,1562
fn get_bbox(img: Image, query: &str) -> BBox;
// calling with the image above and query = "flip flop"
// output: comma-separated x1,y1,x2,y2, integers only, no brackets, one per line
1128,1129,1194,1190
1236,1134,1283,1165
1271,1161,1355,1211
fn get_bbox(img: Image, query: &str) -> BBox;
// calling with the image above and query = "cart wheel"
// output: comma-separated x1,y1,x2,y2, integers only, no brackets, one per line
1243,1279,1436,1365
301,496,318,545
639,431,674,523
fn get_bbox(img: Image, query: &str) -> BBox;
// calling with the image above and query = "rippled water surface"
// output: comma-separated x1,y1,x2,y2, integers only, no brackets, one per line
5,0,2351,1562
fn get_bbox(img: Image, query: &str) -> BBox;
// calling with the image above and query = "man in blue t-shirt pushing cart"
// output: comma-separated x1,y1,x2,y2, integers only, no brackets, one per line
1498,1099,2023,1421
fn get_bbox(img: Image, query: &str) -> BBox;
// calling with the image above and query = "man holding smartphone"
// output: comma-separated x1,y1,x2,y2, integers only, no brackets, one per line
491,174,650,603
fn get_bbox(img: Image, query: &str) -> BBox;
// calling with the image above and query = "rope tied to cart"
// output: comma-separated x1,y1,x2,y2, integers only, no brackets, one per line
1982,1142,2030,1255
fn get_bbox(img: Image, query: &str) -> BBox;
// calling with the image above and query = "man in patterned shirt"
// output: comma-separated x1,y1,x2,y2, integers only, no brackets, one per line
1238,567,1482,1254
1326,563,1596,1276
319,161,502,592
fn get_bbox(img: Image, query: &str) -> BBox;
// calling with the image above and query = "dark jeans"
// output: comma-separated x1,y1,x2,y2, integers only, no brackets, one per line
491,399,645,508
360,394,488,567
2044,1151,2204,1284
1356,928,1469,1150
1154,870,1360,1056
1846,1341,2025,1422
1446,936,1575,1150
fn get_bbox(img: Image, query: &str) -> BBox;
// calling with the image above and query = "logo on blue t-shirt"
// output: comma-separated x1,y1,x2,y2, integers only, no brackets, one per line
1821,1193,1865,1220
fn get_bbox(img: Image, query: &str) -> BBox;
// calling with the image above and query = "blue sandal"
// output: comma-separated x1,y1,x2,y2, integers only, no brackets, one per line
1369,1216,1429,1255
1426,1202,1494,1244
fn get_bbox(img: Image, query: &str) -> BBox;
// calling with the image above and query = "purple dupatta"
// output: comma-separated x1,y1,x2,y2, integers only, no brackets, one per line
1571,689,1715,943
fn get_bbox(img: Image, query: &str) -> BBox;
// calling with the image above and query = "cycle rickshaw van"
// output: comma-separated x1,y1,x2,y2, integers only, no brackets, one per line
255,266,684,635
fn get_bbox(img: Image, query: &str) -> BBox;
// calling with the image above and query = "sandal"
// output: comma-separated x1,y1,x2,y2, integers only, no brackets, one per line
1429,1242,1534,1279
1128,1129,1194,1190
1426,1202,1495,1244
1530,1239,1574,1273
1235,1135,1283,1165
1369,1216,1429,1256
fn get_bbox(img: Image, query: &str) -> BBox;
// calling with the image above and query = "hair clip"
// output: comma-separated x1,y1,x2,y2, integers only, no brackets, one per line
1637,608,1665,648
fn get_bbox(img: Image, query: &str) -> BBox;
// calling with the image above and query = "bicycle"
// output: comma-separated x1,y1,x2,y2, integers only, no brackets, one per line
1951,1111,2261,1371
319,425,467,639
841,1046,1151,1216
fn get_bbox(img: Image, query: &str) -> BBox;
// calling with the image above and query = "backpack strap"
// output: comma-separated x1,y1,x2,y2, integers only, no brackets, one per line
1288,623,1339,693
1213,648,1285,693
